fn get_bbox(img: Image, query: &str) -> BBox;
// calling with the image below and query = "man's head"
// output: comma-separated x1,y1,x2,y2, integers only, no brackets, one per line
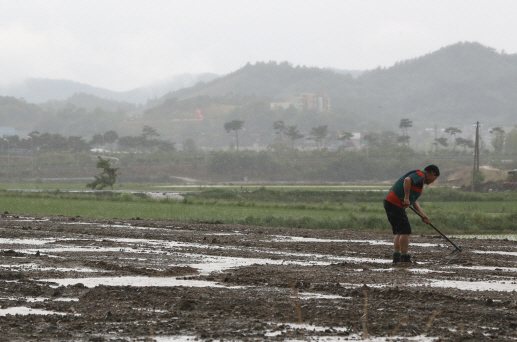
424,164,440,184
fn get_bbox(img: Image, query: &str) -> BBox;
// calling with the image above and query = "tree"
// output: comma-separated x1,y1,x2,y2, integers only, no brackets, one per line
284,125,304,149
490,126,506,154
399,119,413,146
103,130,119,154
90,134,105,150
396,135,410,145
87,156,120,190
67,136,89,153
118,135,143,151
434,137,448,151
505,126,517,155
307,125,328,150
363,132,381,149
142,125,160,139
455,137,474,152
224,120,245,150
273,120,286,143
444,127,462,151
28,130,40,141
337,132,353,148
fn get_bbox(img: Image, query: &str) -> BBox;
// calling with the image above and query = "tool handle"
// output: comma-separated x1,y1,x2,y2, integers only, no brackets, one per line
408,206,461,250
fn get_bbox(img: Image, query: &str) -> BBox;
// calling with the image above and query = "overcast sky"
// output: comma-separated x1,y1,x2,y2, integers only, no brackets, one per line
1,0,517,91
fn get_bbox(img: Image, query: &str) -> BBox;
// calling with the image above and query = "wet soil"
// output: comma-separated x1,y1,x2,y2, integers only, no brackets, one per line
1,213,517,341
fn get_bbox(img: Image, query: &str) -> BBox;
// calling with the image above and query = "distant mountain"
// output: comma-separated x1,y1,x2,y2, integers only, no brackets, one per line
166,61,356,100
3,41,517,140
161,42,517,127
0,96,49,130
38,93,140,115
0,73,219,104
356,42,517,127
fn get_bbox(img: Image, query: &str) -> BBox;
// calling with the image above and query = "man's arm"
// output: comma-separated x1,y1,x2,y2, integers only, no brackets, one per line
413,200,430,224
402,177,412,208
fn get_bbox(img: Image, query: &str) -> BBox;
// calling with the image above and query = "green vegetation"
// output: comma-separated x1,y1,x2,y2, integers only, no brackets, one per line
87,156,120,190
0,187,516,235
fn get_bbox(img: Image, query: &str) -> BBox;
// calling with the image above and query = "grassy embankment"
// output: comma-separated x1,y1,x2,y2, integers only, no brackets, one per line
0,185,516,234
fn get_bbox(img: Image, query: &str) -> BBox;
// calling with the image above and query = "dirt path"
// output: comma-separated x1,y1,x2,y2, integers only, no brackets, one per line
1,213,517,341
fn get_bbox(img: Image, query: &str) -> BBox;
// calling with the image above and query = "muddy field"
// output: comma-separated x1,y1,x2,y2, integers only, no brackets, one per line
1,213,517,341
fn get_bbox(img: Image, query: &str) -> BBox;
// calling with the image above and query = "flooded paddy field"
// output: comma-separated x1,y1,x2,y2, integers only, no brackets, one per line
1,213,517,341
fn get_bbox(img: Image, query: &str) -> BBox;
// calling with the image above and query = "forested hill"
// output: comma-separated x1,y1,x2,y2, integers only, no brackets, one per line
2,41,517,136
165,42,517,127
357,42,517,126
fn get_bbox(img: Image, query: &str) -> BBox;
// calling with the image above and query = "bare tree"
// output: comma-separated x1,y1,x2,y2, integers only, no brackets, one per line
338,132,353,148
444,127,462,151
284,125,304,149
307,125,328,150
398,119,413,146
273,120,286,143
490,127,506,154
224,120,245,150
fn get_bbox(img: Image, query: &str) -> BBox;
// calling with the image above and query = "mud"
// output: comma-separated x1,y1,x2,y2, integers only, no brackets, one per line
1,213,517,341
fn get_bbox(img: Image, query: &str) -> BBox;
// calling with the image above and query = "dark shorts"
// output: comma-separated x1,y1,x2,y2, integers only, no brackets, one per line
383,199,411,235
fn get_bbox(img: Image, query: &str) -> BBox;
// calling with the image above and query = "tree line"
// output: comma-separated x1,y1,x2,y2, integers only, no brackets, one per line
223,118,517,155
2,125,175,155
3,118,516,158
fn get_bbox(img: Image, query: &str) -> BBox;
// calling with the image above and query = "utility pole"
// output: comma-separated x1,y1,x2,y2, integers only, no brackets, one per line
472,121,481,192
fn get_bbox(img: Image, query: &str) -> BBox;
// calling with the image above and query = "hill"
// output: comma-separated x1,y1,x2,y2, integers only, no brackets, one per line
2,41,517,147
163,42,517,128
0,73,219,104
0,96,49,131
357,42,517,127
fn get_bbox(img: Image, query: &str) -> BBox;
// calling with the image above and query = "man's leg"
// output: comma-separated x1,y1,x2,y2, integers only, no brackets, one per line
393,235,402,263
399,234,412,263
393,235,401,253
399,234,409,255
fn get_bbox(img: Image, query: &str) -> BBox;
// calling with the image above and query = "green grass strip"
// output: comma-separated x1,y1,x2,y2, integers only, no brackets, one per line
0,189,516,234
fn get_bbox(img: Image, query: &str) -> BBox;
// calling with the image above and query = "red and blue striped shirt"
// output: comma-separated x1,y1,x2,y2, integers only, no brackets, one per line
385,170,427,208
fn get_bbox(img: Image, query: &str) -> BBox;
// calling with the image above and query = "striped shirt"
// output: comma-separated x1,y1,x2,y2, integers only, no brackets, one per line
384,170,427,208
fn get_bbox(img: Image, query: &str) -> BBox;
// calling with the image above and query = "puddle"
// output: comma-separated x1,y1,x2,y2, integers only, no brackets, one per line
272,236,439,247
0,296,79,302
447,265,517,273
473,250,517,256
295,293,349,300
8,218,50,222
424,279,517,292
453,234,517,241
151,334,438,342
372,268,454,274
0,238,56,245
0,307,76,316
265,322,350,336
7,237,394,273
0,263,102,273
182,252,391,276
41,276,245,288
6,228,517,296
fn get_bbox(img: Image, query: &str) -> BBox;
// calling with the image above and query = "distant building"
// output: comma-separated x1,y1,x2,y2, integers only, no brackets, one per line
270,93,330,111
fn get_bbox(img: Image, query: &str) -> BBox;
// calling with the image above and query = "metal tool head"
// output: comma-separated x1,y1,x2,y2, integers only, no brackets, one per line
444,247,462,263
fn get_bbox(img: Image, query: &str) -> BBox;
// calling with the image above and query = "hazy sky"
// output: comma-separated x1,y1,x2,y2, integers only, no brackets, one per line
2,0,517,91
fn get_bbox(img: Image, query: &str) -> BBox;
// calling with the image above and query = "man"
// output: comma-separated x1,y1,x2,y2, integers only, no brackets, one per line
383,165,440,263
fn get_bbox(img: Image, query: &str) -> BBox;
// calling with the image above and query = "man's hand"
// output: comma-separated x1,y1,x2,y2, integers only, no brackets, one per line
421,214,430,225
403,198,410,208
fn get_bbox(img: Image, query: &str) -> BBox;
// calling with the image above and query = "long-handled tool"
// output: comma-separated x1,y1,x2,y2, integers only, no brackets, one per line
409,206,462,262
